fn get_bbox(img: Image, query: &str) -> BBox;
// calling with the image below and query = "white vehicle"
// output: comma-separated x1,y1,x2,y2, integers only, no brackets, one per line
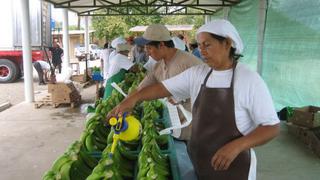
74,44,101,61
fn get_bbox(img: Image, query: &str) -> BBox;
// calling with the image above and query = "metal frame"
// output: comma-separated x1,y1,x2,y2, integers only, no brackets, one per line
46,0,240,16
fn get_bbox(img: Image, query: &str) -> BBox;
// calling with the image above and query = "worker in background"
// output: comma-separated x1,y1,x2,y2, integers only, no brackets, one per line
189,39,203,60
49,41,63,74
177,34,189,52
100,42,113,79
134,24,202,141
33,60,50,85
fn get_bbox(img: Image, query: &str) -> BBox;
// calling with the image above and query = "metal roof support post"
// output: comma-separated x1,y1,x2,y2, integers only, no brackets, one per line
84,16,89,54
257,0,267,75
62,9,70,74
205,15,211,23
20,0,34,102
222,7,230,19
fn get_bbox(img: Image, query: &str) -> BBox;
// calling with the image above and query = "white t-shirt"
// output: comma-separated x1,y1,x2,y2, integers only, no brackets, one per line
37,60,50,70
143,56,157,72
101,48,112,79
109,50,117,62
107,53,134,80
163,63,280,180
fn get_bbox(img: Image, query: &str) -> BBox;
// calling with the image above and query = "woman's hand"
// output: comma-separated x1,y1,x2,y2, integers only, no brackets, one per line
211,140,242,171
106,97,137,120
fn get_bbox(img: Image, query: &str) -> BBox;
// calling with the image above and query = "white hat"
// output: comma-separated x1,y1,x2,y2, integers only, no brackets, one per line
111,37,126,48
171,36,186,51
196,19,244,54
116,44,132,52
142,24,171,42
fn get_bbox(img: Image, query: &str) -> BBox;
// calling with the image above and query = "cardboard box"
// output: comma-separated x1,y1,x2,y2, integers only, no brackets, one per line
288,106,320,128
308,129,320,158
286,122,320,158
286,122,310,145
47,82,81,104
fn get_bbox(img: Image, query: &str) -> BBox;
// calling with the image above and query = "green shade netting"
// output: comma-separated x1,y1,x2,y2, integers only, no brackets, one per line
263,0,320,109
209,0,320,110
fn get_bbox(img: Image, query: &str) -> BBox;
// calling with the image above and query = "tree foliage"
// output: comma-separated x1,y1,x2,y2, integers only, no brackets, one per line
92,8,205,42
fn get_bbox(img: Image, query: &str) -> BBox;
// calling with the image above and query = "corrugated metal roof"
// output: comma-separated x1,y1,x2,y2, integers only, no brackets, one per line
44,0,240,16
129,25,194,32
52,29,95,35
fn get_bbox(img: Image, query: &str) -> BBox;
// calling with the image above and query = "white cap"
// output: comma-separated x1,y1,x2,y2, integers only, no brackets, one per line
171,36,186,51
111,37,126,48
116,44,132,53
197,19,244,54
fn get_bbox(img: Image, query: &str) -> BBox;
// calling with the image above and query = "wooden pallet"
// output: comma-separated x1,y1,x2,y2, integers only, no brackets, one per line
34,95,52,108
34,94,80,108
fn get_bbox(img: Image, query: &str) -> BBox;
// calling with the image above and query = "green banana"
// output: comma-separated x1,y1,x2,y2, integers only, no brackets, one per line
87,121,99,131
95,104,103,114
86,171,105,180
113,149,134,171
117,142,138,161
86,115,100,129
150,145,168,166
91,134,107,151
59,160,74,180
51,154,72,172
79,150,98,169
93,126,108,144
137,165,150,179
95,122,110,138
85,133,99,152
70,157,92,179
42,170,56,180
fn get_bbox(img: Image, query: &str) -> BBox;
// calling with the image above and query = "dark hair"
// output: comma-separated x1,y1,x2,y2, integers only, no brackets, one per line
147,40,174,48
190,43,198,49
177,34,184,40
209,34,242,61
104,43,108,49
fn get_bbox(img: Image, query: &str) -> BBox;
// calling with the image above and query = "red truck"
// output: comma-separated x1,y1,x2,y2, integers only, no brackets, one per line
0,0,51,83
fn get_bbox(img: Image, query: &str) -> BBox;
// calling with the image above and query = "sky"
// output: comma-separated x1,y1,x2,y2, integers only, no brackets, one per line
51,5,85,27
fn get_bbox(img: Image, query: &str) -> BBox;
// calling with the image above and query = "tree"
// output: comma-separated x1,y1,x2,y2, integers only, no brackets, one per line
91,8,204,42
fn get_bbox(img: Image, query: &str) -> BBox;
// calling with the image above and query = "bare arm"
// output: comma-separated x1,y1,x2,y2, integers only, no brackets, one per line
211,123,280,170
107,82,171,118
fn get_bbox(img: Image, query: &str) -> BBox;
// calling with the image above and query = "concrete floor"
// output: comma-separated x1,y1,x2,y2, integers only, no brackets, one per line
0,84,319,180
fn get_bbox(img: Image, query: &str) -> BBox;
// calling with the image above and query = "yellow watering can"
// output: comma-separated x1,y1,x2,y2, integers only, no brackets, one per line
108,112,141,156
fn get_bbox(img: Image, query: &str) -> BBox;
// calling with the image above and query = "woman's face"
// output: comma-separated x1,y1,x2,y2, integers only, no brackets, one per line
197,32,231,68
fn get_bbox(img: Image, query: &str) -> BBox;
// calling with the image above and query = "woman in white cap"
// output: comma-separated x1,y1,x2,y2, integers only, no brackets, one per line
108,19,280,180
103,43,135,98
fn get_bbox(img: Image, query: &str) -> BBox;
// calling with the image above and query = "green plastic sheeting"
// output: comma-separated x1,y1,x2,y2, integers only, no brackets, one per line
210,0,320,110
229,0,259,71
263,0,320,109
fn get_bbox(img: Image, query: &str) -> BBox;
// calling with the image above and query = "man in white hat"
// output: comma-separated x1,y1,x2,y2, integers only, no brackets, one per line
136,24,202,141
107,43,134,80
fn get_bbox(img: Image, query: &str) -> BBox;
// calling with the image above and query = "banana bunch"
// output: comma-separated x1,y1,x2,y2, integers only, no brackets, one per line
137,139,170,180
81,115,111,152
43,141,99,180
87,142,136,180
135,101,171,180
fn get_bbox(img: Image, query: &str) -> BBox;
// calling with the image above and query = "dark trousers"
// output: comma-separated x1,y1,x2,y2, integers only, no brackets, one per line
53,63,62,74
33,62,45,83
